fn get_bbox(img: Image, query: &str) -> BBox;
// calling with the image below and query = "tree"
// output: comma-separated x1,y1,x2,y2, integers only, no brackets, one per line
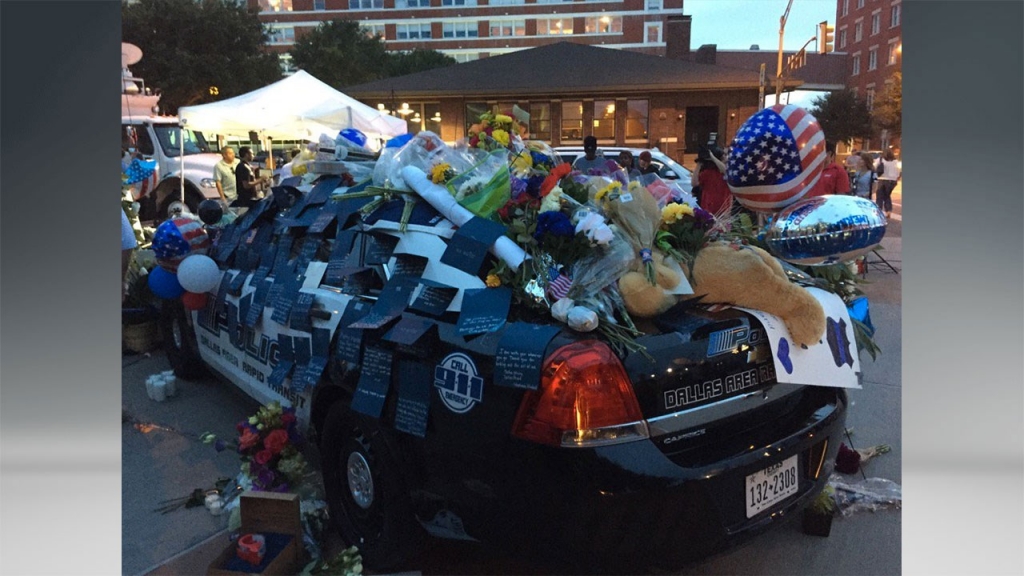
289,21,456,88
289,21,390,88
386,49,457,78
872,71,902,139
122,0,282,114
808,89,874,145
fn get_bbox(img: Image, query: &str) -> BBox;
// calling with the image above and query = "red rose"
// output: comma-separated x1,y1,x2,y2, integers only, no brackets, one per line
280,412,297,427
238,429,260,451
264,429,289,455
254,449,273,466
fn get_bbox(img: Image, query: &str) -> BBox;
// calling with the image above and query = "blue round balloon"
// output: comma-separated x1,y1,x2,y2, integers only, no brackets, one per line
764,195,887,266
147,266,185,299
340,128,368,147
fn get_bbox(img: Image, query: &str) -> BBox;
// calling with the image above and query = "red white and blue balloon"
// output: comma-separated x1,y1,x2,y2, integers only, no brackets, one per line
152,216,211,273
765,195,887,266
726,104,826,213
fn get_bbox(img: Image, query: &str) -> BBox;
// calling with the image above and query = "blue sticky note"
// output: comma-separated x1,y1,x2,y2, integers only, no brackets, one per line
305,176,342,207
494,322,562,389
394,361,432,438
409,279,458,317
334,299,372,364
351,347,392,418
365,233,399,265
245,278,272,328
456,287,512,336
229,270,250,295
349,277,416,330
277,334,295,363
294,336,312,365
268,360,294,387
289,291,315,333
383,315,435,346
440,217,507,274
390,254,428,278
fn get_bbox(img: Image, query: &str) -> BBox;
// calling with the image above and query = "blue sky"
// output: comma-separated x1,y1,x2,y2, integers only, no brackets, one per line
685,0,838,105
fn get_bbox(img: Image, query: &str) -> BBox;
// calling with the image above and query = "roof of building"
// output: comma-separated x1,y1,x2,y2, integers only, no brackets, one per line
344,41,790,98
713,50,849,91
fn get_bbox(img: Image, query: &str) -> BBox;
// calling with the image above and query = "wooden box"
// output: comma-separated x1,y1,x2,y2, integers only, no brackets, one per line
207,491,306,575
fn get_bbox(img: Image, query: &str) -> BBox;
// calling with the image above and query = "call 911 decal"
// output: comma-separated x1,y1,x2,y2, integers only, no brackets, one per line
434,353,483,413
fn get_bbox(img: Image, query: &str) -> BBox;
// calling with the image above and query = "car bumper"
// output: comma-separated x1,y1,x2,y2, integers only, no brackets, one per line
450,387,847,566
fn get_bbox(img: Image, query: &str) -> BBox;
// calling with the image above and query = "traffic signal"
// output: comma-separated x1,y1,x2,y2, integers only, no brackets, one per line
818,21,835,54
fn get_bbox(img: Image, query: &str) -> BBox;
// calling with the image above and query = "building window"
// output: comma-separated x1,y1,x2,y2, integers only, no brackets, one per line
530,103,551,141
841,0,848,17
646,0,663,10
891,3,901,27
442,0,477,4
854,21,863,42
868,47,877,70
314,0,325,9
887,40,899,65
866,87,875,111
592,100,615,140
443,21,478,38
584,16,622,34
452,53,480,63
396,0,430,6
625,99,648,140
645,22,662,44
489,20,525,37
489,0,525,5
348,0,382,8
561,101,583,141
536,18,573,35
536,0,573,3
260,0,294,12
852,54,861,76
871,12,881,35
856,0,864,8
839,28,847,49
362,23,385,38
269,26,295,44
397,23,432,39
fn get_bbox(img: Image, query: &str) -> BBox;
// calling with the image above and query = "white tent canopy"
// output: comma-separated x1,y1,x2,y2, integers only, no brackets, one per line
178,70,407,145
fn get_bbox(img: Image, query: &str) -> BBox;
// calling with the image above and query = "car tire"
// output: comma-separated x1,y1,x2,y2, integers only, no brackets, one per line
159,299,207,380
320,401,423,570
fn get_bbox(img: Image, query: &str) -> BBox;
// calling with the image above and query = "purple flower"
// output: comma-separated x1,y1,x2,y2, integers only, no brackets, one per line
510,176,528,200
526,175,545,197
694,206,715,230
253,467,276,491
534,211,575,243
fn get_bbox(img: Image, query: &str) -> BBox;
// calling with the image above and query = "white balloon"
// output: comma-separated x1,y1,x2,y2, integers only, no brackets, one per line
176,255,222,294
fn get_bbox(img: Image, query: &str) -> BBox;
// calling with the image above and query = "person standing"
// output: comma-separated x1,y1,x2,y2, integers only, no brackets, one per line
213,146,239,206
233,146,269,209
616,150,641,179
851,152,877,199
808,141,852,197
572,136,606,174
875,150,900,218
637,150,659,176
691,146,733,216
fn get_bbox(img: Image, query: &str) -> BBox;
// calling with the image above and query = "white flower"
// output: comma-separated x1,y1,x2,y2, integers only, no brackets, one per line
540,188,563,213
590,225,614,245
575,212,614,245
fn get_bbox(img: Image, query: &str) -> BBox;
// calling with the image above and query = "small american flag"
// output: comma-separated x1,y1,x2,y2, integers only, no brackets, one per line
726,104,825,212
546,267,573,301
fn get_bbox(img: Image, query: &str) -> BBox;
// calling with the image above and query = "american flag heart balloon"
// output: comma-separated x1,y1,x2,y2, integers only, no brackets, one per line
726,105,826,213
152,216,211,273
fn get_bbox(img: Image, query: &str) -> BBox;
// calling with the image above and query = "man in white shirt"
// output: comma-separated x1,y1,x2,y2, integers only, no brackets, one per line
213,146,239,206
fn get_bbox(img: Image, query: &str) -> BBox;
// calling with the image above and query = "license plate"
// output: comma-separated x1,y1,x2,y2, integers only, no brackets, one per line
745,455,799,518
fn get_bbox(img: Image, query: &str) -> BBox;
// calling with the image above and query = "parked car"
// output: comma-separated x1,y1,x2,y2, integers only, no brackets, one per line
554,146,693,192
162,178,846,571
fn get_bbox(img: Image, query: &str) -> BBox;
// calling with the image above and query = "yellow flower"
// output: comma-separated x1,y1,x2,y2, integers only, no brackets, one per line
430,162,452,184
661,202,694,224
495,114,513,125
594,181,621,202
485,274,502,288
492,129,510,147
511,151,533,175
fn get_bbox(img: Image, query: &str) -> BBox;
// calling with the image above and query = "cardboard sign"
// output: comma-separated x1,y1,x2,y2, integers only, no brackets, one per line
494,322,562,389
440,217,507,274
736,287,862,389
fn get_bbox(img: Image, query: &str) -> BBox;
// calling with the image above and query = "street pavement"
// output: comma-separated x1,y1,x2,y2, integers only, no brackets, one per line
122,190,903,575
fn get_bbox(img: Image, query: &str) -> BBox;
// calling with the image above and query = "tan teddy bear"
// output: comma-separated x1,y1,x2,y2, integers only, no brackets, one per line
617,249,683,318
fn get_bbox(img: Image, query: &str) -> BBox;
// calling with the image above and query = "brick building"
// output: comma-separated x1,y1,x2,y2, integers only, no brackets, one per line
251,0,686,68
835,0,901,150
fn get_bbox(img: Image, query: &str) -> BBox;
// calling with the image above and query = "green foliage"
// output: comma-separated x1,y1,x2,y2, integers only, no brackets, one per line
809,485,837,515
122,0,282,114
809,89,874,144
872,71,902,139
290,21,456,88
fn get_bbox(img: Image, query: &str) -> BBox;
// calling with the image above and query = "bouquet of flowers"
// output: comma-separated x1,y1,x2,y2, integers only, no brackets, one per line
202,401,308,493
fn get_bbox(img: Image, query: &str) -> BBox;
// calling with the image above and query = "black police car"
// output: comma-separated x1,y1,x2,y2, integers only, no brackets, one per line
162,175,847,570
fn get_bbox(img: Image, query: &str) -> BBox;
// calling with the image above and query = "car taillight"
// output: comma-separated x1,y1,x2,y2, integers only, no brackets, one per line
511,340,649,448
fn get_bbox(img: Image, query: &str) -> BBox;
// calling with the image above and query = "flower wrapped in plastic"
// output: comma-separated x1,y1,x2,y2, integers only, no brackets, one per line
601,180,662,284
637,173,696,208
445,149,511,218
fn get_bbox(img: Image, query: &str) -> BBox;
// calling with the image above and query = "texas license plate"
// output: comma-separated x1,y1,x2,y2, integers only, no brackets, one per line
745,455,799,518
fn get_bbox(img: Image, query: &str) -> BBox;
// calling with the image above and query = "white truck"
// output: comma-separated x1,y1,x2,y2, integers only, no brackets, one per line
122,42,222,221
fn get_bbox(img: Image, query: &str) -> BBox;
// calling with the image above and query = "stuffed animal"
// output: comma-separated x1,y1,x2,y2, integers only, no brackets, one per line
616,241,826,347
689,242,825,347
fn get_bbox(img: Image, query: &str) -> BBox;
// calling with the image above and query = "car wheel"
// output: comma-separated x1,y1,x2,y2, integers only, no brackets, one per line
158,300,207,380
320,402,423,570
